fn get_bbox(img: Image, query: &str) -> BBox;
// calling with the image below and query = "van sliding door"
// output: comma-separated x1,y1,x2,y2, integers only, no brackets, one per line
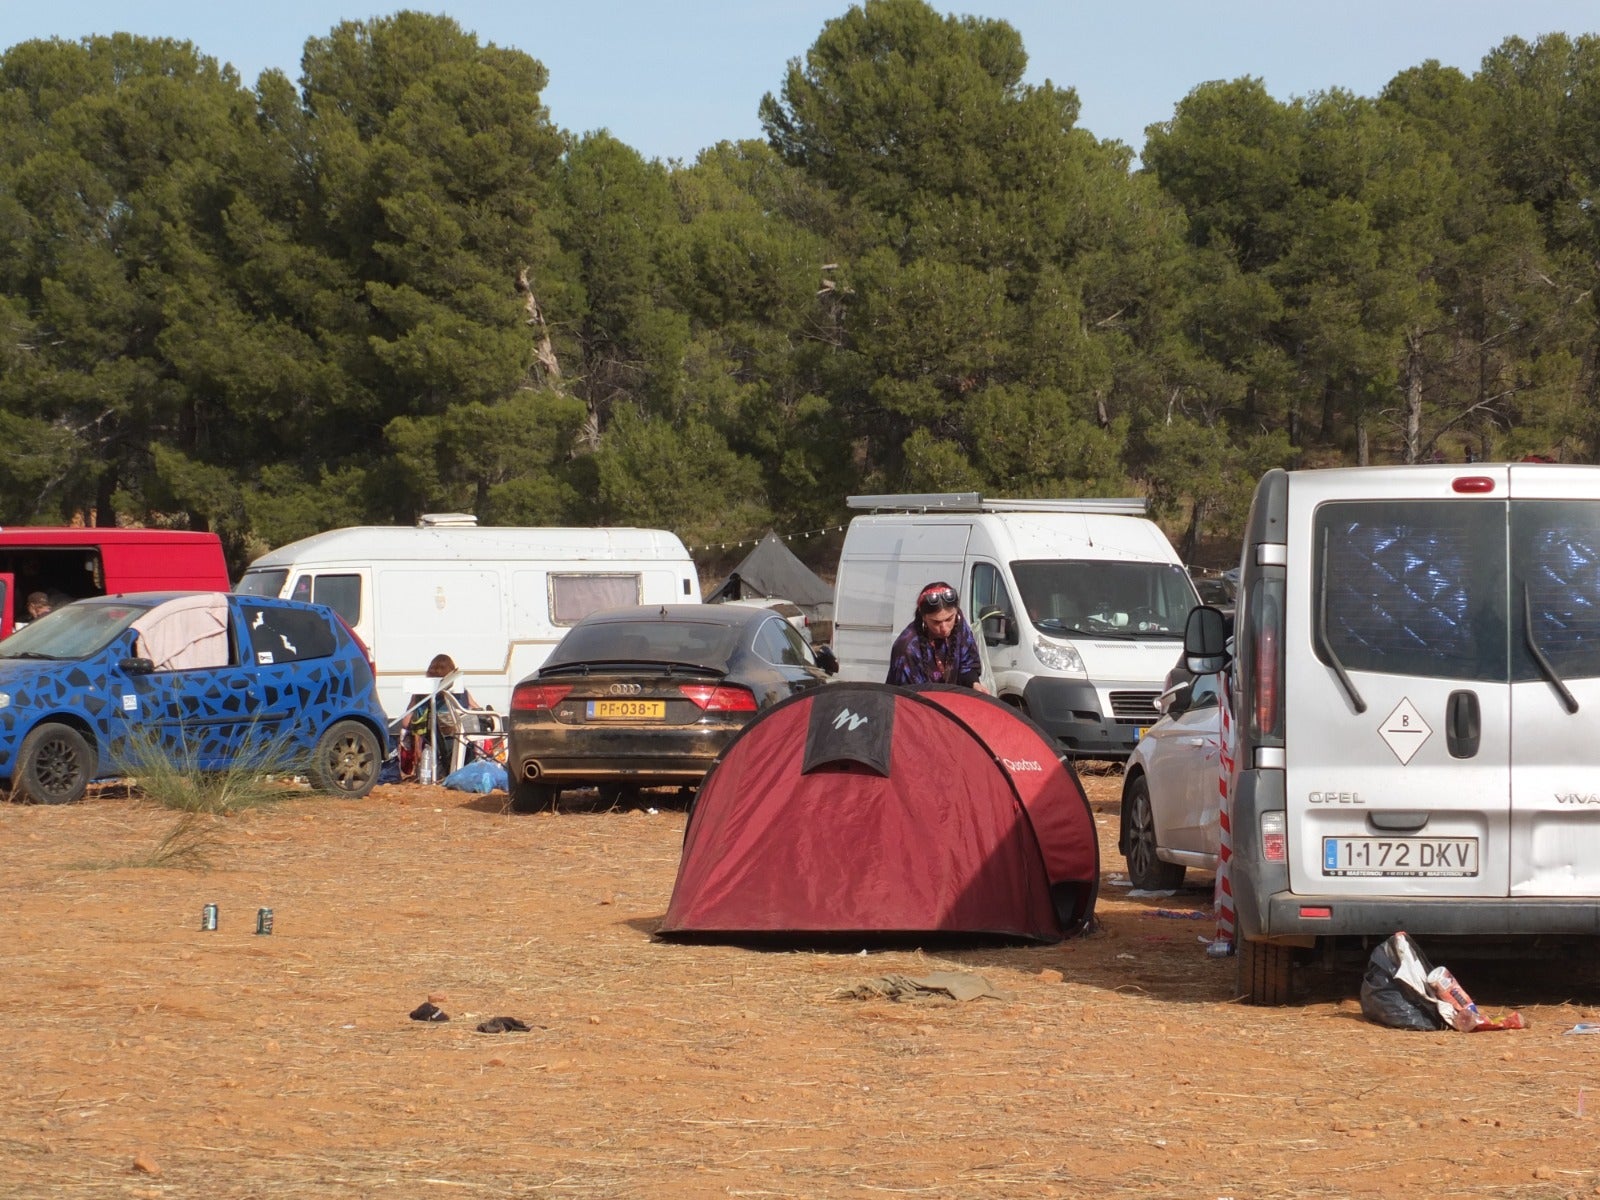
1506,471,1600,895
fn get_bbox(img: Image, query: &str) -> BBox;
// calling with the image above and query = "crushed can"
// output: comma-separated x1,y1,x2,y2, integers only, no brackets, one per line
255,907,274,936
201,903,218,931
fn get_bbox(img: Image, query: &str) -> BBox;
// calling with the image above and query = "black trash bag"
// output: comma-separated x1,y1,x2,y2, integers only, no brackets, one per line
1359,931,1446,1031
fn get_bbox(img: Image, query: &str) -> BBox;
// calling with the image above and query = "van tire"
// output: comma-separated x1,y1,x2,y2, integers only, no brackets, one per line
308,721,380,799
511,780,559,813
14,723,94,805
1123,776,1185,890
1238,938,1294,1005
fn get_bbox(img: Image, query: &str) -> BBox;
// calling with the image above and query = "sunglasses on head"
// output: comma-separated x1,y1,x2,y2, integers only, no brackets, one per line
918,585,959,613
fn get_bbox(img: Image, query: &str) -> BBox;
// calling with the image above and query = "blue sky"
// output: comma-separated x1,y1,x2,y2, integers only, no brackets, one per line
5,2,1598,162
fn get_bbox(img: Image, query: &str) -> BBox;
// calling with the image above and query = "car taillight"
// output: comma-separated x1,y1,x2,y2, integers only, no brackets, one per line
679,684,758,713
334,613,375,680
512,682,573,711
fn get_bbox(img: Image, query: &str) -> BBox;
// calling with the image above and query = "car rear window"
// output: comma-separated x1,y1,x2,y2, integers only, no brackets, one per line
548,619,741,670
241,604,337,664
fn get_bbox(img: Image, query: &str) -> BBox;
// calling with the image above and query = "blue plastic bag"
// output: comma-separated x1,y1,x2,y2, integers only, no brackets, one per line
441,759,508,794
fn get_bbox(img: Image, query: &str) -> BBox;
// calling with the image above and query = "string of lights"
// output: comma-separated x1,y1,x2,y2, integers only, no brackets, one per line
686,523,848,555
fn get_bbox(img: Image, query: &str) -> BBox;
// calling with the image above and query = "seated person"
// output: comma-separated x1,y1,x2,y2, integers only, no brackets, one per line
400,653,488,779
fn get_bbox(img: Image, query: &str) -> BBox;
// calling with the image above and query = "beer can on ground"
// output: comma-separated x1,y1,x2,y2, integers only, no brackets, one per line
255,907,274,936
201,903,218,931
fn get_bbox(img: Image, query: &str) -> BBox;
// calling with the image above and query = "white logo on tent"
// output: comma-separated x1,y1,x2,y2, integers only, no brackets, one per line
1379,697,1431,765
832,708,869,731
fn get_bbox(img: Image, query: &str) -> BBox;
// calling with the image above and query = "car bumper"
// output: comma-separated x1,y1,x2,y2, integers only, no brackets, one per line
509,722,738,787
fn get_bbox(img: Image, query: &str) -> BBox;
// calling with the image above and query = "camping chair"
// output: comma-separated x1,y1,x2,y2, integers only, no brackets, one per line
435,688,505,774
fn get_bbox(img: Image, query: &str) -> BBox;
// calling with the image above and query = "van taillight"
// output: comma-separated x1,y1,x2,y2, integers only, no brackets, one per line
513,682,573,711
1255,619,1280,736
679,684,758,713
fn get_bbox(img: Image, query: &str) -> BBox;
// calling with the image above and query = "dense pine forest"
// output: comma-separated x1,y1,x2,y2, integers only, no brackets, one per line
3,1,1599,577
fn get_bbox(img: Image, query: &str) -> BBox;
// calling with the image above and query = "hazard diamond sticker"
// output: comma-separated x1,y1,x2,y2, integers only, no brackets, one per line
1379,698,1431,765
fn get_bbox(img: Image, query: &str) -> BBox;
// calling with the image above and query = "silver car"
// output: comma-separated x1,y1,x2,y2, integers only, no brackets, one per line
1118,669,1224,888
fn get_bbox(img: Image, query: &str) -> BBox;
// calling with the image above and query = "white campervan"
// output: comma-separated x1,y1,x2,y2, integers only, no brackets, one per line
833,493,1199,758
1187,463,1600,1004
235,515,699,720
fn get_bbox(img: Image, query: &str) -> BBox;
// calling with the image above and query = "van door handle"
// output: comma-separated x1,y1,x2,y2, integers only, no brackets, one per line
1446,690,1480,759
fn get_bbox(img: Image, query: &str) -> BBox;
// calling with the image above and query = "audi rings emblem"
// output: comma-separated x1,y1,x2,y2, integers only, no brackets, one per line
608,683,643,695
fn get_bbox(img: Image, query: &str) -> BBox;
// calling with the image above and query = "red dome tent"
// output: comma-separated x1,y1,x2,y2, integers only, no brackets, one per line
659,683,1099,943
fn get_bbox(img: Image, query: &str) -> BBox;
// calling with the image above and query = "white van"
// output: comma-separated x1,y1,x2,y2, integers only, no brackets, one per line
1186,463,1600,1004
833,493,1199,758
236,515,699,720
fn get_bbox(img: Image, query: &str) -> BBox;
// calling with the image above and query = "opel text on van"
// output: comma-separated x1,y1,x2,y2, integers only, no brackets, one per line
1187,463,1600,1004
833,493,1199,758
235,514,700,720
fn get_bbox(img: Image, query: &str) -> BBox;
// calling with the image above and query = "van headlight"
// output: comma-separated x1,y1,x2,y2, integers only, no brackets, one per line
1032,635,1087,677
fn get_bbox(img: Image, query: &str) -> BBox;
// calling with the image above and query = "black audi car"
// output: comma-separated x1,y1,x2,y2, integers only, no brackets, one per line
506,604,836,811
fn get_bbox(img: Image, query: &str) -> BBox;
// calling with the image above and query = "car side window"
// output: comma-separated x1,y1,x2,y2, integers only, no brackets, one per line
1189,672,1221,709
754,618,805,666
241,604,337,664
777,620,813,666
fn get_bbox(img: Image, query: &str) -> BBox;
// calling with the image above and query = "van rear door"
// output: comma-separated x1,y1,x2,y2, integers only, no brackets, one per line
1507,467,1600,895
1285,467,1512,901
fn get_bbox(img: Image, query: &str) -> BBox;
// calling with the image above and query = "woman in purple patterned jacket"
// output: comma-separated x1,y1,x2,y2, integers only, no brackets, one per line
885,581,989,692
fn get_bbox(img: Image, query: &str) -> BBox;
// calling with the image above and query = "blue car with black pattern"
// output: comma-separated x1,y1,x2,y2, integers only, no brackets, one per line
0,591,388,804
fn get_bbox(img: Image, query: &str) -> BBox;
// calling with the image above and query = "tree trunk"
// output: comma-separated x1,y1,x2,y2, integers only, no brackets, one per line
1403,331,1424,465
1356,416,1369,467
517,268,563,390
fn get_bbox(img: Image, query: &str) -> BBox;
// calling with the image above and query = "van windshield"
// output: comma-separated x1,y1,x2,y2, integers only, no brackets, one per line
1011,560,1195,639
235,569,288,598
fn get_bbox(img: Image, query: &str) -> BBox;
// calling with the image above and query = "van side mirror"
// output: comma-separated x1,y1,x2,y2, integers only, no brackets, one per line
1184,605,1231,676
813,645,839,676
979,608,1017,647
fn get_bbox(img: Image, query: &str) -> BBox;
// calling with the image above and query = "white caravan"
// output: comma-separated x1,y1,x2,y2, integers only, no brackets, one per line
832,493,1198,758
236,515,699,720
1186,463,1600,1004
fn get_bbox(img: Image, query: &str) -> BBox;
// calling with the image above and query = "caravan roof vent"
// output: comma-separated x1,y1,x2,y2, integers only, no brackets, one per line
418,513,479,528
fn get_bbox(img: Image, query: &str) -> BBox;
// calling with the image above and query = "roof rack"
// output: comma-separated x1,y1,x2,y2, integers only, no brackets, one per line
845,493,1147,515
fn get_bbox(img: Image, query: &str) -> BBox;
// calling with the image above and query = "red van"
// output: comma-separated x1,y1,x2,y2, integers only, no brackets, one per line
0,528,229,639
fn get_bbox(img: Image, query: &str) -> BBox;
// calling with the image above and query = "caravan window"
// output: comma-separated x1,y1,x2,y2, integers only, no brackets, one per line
550,573,642,624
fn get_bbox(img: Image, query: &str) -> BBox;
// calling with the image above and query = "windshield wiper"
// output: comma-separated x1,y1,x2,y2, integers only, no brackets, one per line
1524,583,1579,714
3,651,61,660
1316,527,1366,714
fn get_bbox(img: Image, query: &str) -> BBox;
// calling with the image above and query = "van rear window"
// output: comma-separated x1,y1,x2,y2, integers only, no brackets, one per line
1313,500,1506,682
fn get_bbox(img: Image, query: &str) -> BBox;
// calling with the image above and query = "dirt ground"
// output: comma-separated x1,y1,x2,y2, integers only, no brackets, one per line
4,767,1600,1200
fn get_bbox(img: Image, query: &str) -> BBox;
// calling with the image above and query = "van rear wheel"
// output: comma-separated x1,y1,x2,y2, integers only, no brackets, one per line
1238,938,1295,1005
